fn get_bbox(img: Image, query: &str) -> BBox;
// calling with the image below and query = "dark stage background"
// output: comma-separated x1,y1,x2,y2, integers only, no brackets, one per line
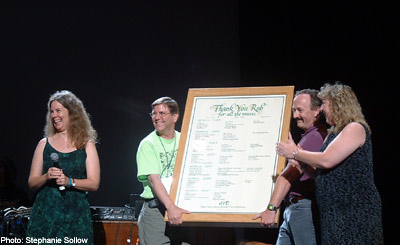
1,1,393,241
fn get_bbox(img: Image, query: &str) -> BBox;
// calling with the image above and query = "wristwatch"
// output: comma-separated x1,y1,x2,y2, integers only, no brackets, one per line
267,204,278,211
293,148,298,159
72,178,76,187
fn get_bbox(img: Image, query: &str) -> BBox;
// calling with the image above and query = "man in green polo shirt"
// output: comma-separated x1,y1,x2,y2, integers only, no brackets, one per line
136,97,192,245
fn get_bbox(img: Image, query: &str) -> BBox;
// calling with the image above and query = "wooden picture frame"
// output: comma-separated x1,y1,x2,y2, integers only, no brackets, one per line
167,86,294,225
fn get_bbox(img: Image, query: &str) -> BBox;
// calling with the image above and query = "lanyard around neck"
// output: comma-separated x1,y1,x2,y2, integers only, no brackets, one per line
158,133,176,175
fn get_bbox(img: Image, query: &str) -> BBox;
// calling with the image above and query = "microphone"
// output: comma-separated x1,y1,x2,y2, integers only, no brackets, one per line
50,153,65,191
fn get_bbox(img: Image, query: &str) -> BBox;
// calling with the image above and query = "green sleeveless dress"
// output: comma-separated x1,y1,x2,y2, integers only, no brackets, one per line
26,140,93,244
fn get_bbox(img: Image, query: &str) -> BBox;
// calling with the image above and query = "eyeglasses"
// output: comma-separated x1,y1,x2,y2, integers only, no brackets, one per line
149,112,171,118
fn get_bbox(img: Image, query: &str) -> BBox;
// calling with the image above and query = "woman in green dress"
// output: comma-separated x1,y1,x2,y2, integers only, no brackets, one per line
26,90,100,244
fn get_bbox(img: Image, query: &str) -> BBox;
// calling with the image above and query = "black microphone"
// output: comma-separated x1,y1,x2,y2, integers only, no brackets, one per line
50,153,65,191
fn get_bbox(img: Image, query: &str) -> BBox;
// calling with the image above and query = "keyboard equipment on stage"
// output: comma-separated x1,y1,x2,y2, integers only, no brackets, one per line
0,206,31,238
0,194,144,243
0,205,139,236
90,206,136,221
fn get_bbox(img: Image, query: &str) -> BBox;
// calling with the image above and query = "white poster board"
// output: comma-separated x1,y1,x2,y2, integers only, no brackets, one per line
168,86,294,224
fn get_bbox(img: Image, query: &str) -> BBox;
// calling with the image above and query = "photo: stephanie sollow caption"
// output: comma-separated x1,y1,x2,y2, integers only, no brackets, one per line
1,237,89,244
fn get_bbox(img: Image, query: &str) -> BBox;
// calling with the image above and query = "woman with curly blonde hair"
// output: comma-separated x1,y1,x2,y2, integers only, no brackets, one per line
277,82,383,244
26,90,100,244
318,83,370,135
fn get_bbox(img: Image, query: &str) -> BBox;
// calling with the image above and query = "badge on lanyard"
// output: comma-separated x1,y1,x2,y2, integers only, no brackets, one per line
161,176,173,194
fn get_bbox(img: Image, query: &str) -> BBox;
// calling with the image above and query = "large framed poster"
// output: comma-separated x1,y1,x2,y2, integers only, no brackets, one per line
168,86,294,224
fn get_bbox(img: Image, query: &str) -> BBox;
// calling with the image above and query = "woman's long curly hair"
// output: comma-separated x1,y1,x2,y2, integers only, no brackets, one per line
44,90,97,149
318,82,370,134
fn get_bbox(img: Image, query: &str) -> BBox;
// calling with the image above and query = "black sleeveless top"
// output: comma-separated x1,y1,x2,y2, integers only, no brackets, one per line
316,124,383,244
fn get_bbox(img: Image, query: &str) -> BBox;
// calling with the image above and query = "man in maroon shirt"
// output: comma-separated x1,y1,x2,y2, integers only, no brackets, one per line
253,89,327,245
